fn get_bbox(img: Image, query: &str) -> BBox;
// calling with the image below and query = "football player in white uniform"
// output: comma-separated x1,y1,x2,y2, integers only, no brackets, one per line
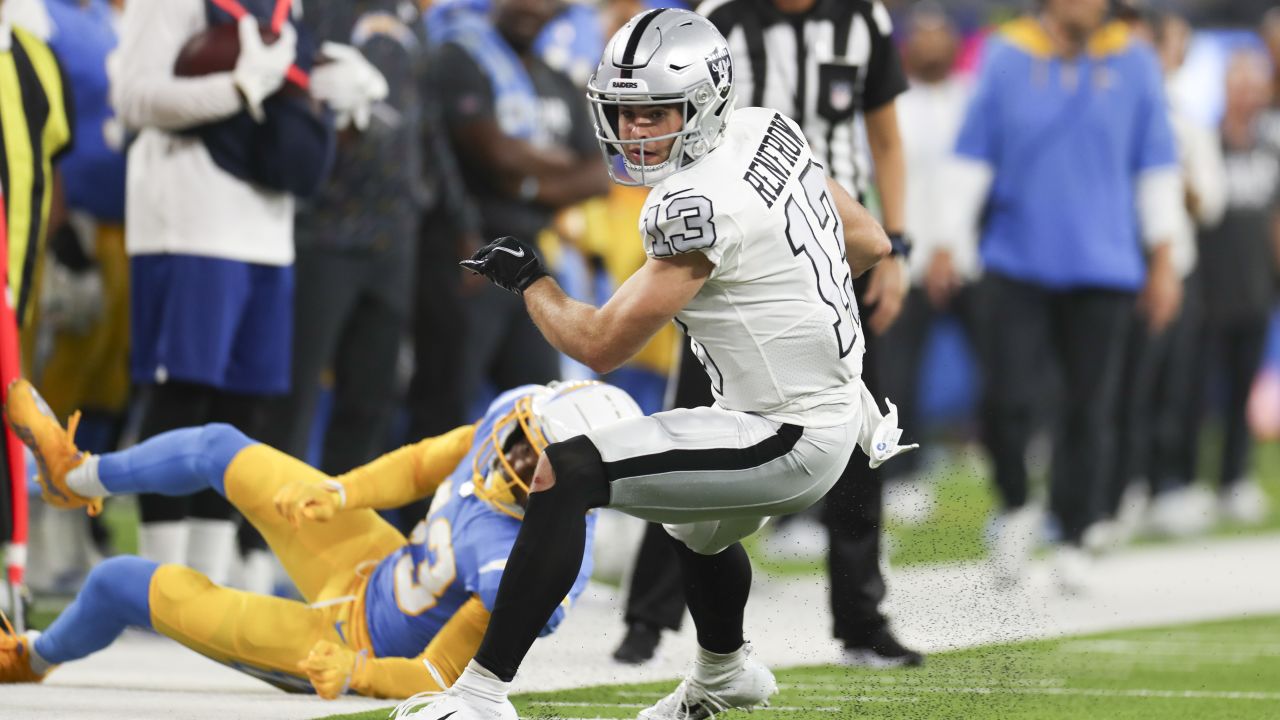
404,8,916,720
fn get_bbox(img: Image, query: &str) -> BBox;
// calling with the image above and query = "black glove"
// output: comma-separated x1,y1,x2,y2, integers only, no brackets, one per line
459,236,549,295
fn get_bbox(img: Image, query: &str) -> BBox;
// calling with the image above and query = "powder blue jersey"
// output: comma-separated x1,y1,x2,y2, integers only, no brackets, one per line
955,20,1177,291
363,386,596,659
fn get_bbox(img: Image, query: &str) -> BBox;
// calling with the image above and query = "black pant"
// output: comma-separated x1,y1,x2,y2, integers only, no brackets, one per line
408,211,468,441
977,273,1133,543
1104,275,1202,512
1145,271,1205,495
822,271,891,643
1188,311,1270,488
876,286,981,481
458,282,560,408
262,244,410,475
136,381,268,523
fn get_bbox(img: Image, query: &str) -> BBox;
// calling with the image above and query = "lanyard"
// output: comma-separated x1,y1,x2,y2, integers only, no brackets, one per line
208,0,309,89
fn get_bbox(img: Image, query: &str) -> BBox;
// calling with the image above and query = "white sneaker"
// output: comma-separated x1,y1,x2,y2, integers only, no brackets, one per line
987,506,1040,587
1147,486,1215,538
1052,545,1092,596
639,646,778,720
1112,482,1150,546
1220,480,1271,526
392,666,517,720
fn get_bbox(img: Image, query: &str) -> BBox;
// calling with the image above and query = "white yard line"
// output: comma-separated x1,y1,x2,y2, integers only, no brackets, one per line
5,533,1280,719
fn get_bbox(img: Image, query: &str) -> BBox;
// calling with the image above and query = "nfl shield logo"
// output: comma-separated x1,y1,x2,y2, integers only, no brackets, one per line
830,81,854,113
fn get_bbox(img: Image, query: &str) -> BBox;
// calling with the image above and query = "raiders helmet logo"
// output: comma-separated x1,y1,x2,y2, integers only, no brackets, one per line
706,47,733,90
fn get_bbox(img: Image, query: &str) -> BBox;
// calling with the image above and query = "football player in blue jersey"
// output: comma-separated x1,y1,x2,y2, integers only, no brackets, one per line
0,379,639,698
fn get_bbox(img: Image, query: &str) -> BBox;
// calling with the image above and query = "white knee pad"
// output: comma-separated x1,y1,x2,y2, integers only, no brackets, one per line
664,517,769,556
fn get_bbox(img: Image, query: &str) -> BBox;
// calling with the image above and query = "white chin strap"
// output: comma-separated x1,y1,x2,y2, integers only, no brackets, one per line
622,134,686,186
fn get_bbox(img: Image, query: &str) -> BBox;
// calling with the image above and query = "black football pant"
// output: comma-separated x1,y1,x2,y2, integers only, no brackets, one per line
875,286,982,483
261,243,410,475
136,381,267,524
822,271,891,644
977,273,1134,544
1104,272,1201,512
1187,309,1270,489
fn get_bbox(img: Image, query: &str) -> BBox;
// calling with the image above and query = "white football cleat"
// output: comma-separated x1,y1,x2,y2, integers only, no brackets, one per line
638,647,777,720
1146,485,1215,538
391,666,517,720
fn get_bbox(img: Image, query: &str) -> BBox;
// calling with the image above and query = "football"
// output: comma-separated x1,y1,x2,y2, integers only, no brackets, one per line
172,21,280,77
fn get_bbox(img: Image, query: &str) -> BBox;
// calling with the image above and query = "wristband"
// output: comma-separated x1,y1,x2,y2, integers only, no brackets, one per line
887,232,912,260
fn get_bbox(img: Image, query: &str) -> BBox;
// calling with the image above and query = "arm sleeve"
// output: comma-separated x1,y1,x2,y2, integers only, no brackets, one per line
111,0,243,132
1185,121,1227,228
860,2,908,112
333,425,477,510
1137,166,1183,249
351,595,490,698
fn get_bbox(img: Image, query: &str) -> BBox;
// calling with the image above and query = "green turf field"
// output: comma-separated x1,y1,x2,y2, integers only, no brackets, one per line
320,614,1280,720
751,438,1280,576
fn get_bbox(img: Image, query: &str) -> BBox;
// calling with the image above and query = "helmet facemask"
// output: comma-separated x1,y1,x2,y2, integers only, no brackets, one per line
472,394,548,521
588,78,731,186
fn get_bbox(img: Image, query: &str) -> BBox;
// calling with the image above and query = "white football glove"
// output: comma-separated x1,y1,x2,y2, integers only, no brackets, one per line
309,42,388,131
855,380,919,469
232,15,297,123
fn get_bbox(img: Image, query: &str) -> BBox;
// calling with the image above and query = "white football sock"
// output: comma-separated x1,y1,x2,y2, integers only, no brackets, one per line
138,521,189,566
456,660,512,701
187,519,238,585
66,455,108,498
26,631,52,674
692,644,748,685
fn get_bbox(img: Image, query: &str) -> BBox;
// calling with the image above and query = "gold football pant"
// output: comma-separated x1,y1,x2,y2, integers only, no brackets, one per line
147,444,405,688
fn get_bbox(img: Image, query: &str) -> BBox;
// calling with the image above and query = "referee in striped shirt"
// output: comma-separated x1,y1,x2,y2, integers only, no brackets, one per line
702,0,921,667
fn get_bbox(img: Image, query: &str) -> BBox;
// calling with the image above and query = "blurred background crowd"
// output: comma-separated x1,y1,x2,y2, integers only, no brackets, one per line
0,0,1278,668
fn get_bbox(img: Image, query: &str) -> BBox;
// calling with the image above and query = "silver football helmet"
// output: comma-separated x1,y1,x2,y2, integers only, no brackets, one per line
587,9,737,186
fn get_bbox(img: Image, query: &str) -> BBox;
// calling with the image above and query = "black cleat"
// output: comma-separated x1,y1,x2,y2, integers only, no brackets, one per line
842,627,925,668
613,622,661,665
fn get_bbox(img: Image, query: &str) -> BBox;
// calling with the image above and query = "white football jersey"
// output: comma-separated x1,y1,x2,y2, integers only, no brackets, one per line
641,107,864,426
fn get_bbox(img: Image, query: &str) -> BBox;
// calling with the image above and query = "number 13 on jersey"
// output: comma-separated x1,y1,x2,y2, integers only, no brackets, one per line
786,162,859,358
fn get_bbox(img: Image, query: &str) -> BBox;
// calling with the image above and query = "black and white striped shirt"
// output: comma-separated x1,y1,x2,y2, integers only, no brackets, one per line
699,0,907,197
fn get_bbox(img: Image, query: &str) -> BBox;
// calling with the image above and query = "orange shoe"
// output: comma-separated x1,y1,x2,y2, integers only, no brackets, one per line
4,379,102,516
0,613,53,683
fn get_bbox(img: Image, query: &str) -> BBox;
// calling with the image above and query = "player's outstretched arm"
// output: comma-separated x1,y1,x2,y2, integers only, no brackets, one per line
299,595,489,699
827,176,892,277
524,252,712,374
273,425,476,525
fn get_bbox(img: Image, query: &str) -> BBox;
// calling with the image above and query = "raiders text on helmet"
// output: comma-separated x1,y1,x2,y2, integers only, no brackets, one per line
587,9,737,186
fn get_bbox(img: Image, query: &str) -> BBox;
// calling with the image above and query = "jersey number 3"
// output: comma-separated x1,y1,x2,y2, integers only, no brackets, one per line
394,518,457,615
785,162,859,357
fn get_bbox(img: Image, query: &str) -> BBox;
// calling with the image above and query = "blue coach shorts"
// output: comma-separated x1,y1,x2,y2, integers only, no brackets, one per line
130,254,293,395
